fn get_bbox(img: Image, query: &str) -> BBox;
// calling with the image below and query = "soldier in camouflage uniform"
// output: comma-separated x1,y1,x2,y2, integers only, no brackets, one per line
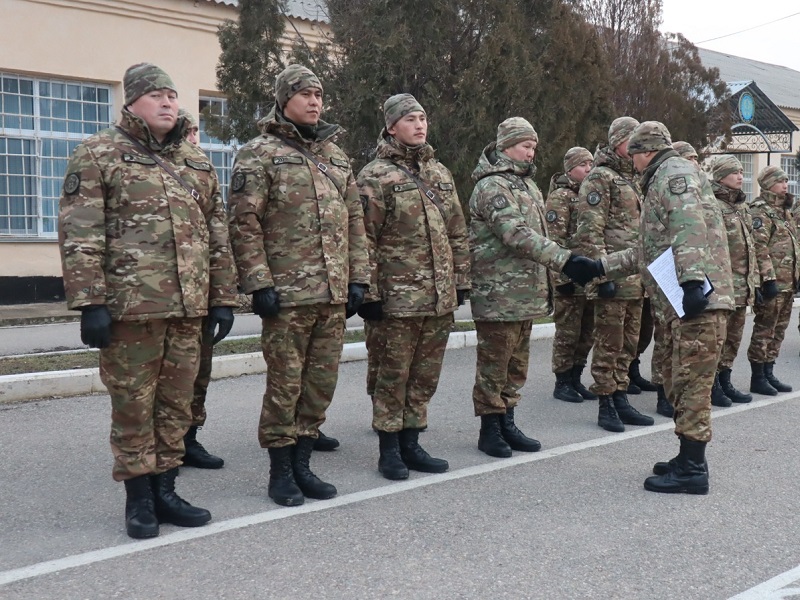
59,64,238,538
574,117,655,432
545,146,597,403
228,65,370,506
469,118,603,458
746,166,797,395
604,121,734,494
356,94,468,480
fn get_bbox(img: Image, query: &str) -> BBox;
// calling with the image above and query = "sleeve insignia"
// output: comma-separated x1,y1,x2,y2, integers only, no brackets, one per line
491,194,510,210
63,173,81,195
437,182,455,191
545,210,558,223
360,194,369,212
185,158,212,172
231,172,246,193
330,157,349,168
752,217,763,229
668,176,688,195
587,191,602,206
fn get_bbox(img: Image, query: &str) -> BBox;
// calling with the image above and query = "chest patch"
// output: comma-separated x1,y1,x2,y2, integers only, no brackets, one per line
668,176,687,195
185,158,212,171
752,217,763,230
272,156,304,166
491,195,509,210
122,153,156,166
587,191,602,206
545,210,558,223
438,182,454,191
231,172,246,193
330,157,349,168
63,173,81,195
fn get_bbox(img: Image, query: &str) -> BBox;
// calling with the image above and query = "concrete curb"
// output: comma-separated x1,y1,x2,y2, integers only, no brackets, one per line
0,322,557,404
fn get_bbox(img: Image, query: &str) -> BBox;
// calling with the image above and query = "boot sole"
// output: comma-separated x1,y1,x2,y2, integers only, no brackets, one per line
643,481,709,495
182,458,224,469
379,467,410,480
297,486,337,500
268,492,305,507
554,394,583,403
598,421,625,433
729,398,752,404
620,419,655,426
478,444,512,458
403,462,449,473
156,512,212,527
127,525,159,539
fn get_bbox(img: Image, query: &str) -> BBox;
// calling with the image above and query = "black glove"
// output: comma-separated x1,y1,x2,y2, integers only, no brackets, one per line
357,301,384,321
761,280,779,300
755,288,764,305
345,283,368,318
80,305,112,349
206,306,234,345
597,281,617,299
457,289,468,306
556,282,575,296
681,281,708,320
561,255,604,287
252,287,280,318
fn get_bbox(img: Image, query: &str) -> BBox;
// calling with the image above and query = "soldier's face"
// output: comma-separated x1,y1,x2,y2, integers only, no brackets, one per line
128,89,179,141
283,88,323,125
770,180,789,196
388,111,428,146
186,126,199,145
615,139,631,159
503,140,537,164
632,151,654,173
720,170,744,190
568,160,593,183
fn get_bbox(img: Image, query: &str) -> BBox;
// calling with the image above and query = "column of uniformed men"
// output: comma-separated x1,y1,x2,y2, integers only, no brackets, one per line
59,63,798,540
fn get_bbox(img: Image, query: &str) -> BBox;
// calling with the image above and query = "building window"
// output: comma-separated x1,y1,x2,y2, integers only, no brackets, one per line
199,97,237,205
739,153,754,201
781,155,798,197
0,73,112,238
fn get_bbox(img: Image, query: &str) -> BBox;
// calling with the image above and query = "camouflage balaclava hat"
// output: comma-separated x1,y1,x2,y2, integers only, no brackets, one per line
608,116,640,150
383,93,425,130
627,121,672,155
758,165,789,191
178,108,198,129
274,64,323,109
672,141,698,160
123,63,177,107
496,117,538,151
710,154,743,183
564,147,593,173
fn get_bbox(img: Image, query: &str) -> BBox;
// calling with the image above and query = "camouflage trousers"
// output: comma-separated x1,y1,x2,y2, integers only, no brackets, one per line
191,318,214,427
636,297,654,358
100,318,202,481
748,290,794,363
590,298,643,395
719,306,747,370
551,294,594,374
370,314,454,432
259,304,346,448
664,311,727,443
364,319,386,397
473,320,533,416
650,312,668,386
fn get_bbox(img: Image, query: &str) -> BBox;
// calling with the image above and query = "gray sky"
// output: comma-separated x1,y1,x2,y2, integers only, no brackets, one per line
660,0,800,72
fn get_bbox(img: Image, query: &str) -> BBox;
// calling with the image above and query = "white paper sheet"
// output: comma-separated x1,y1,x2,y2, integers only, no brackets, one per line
646,247,713,318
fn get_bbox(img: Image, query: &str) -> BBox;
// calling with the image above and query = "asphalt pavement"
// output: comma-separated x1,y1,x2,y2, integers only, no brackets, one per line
1,311,800,598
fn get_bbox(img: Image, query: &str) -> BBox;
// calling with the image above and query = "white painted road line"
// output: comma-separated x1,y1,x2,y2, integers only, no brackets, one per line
1,390,798,589
728,564,800,599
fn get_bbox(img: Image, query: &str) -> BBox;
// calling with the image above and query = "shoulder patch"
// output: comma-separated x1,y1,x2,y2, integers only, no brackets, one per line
185,158,212,171
752,216,763,230
587,191,602,206
330,157,349,168
545,210,558,223
231,171,246,193
668,176,688,195
613,178,629,186
438,182,454,191
63,173,81,195
491,194,510,210
272,156,304,166
122,153,156,166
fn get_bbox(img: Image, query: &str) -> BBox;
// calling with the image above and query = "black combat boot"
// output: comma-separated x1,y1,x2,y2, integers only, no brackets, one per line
571,364,597,400
597,395,625,433
764,362,792,392
478,414,512,458
151,468,212,527
644,436,709,494
653,453,709,477
182,426,224,469
267,446,305,506
711,373,732,407
629,358,658,392
293,437,337,499
399,428,449,473
313,430,340,452
499,407,541,452
627,381,642,395
123,475,159,539
377,431,409,480
553,370,582,403
718,369,752,403
612,390,655,426
750,361,778,396
655,384,673,417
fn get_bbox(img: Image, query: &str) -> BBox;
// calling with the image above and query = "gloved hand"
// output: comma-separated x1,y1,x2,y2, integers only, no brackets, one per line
761,280,779,300
597,281,617,299
80,305,112,349
556,282,575,296
457,289,468,306
357,301,384,321
681,281,708,319
755,288,764,305
561,255,604,286
345,283,368,318
252,287,280,318
206,306,234,345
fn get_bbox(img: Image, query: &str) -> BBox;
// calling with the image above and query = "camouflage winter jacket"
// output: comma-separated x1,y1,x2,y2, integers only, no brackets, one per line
357,133,470,317
545,173,586,294
574,145,644,299
59,110,238,321
468,143,571,321
603,149,733,324
227,108,370,307
748,191,799,291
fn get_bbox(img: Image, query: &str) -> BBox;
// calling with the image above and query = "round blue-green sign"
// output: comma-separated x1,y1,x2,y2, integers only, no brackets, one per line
739,92,755,123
